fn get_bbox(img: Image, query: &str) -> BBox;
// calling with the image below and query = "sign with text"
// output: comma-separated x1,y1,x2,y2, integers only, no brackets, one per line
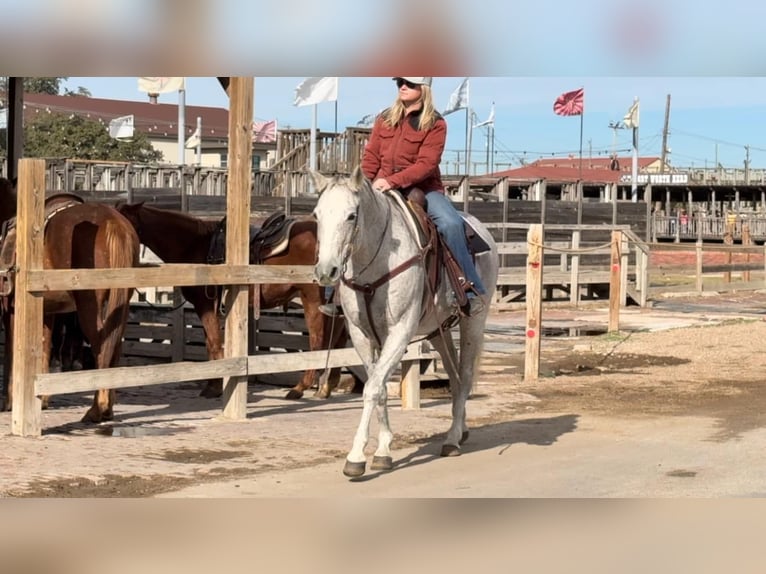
619,173,689,184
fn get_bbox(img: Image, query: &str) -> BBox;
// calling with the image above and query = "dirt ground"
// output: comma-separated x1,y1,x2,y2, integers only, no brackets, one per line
3,289,766,497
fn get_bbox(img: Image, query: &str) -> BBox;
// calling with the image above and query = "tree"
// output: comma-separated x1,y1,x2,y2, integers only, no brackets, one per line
23,111,163,163
0,76,90,96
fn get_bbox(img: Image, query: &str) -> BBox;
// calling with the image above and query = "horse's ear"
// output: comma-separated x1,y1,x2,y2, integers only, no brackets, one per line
350,165,366,190
309,170,328,195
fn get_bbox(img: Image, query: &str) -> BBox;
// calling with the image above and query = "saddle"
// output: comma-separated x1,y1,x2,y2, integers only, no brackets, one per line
0,193,85,298
207,211,297,265
394,187,490,313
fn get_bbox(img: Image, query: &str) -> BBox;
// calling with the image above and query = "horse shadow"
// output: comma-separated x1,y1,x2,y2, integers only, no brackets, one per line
349,413,580,482
39,381,364,435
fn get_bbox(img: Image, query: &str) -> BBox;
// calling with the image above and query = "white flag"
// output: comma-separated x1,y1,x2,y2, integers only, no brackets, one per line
137,77,185,94
442,78,469,116
474,103,495,128
623,100,639,129
108,115,134,140
185,126,201,149
293,77,338,107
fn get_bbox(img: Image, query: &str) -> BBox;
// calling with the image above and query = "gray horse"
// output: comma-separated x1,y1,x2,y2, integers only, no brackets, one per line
311,167,499,477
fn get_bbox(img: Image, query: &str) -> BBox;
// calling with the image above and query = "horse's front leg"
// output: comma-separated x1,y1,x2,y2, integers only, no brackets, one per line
285,287,325,400
187,292,225,399
40,315,55,410
344,313,417,478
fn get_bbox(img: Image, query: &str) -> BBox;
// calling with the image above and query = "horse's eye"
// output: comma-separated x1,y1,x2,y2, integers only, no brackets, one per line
347,212,356,222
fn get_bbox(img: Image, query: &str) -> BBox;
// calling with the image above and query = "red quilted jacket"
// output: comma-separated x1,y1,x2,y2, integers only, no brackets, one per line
361,108,446,193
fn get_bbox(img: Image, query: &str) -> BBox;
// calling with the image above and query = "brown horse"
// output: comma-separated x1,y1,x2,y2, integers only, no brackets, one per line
0,179,140,423
116,202,346,400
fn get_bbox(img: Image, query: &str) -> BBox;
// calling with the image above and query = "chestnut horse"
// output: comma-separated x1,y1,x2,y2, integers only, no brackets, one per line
0,178,140,423
117,202,346,400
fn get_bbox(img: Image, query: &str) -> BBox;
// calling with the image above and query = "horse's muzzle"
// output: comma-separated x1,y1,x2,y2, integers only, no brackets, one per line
313,264,339,286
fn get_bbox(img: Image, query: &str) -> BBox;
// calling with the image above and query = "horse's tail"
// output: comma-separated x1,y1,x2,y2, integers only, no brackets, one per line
101,216,140,365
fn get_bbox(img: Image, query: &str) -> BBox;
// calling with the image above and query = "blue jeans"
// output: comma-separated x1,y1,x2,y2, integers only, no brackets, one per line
425,191,486,296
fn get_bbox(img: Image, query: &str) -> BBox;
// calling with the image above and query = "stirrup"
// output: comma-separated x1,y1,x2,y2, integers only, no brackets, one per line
319,303,343,318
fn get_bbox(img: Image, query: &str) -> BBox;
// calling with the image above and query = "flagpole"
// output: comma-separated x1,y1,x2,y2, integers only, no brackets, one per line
309,104,318,193
463,106,470,211
195,116,202,166
578,110,584,181
178,86,186,166
631,96,639,202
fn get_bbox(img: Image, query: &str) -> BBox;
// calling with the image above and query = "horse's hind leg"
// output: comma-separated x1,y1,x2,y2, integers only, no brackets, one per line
39,315,56,410
77,291,119,423
429,329,466,456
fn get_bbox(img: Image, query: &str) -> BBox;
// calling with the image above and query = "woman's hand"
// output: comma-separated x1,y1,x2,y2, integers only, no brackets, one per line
372,178,392,192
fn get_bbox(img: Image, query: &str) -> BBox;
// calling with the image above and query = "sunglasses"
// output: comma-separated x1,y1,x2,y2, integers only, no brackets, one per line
395,79,421,90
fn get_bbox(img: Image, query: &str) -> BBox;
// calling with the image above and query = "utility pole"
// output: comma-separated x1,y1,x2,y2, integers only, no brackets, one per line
660,94,671,173
608,120,623,157
745,145,750,184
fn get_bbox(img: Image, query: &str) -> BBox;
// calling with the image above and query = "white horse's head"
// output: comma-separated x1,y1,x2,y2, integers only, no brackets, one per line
311,166,367,285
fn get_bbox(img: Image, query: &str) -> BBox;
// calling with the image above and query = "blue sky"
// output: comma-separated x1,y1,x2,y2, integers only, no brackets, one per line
64,77,766,174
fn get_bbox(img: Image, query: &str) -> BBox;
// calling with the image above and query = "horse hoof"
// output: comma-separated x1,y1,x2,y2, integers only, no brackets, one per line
441,444,461,457
285,389,304,400
81,409,113,425
460,430,469,445
314,387,331,399
343,460,366,478
371,456,393,471
81,411,101,424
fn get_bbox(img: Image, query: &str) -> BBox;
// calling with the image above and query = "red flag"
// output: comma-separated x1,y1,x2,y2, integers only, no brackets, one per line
553,88,584,116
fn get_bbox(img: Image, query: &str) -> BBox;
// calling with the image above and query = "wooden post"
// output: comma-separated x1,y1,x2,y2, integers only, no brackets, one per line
763,242,766,289
743,224,752,282
638,249,649,306
620,232,629,305
6,78,24,182
400,355,421,410
11,159,46,437
644,183,652,242
221,77,254,420
500,178,509,268
569,230,581,306
524,225,543,382
608,230,621,333
179,166,189,212
723,219,733,283
695,240,703,293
